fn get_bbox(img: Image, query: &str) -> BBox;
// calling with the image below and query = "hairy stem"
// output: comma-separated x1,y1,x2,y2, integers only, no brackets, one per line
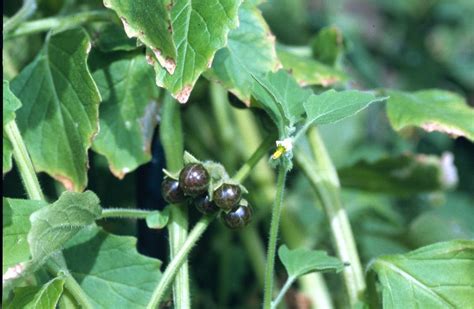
5,120,91,307
263,165,288,309
100,208,159,220
3,0,37,36
160,93,190,308
146,215,215,309
4,121,43,200
4,10,114,40
295,127,365,306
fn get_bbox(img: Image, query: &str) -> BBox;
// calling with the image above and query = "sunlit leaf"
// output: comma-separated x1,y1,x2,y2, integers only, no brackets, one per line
370,240,474,309
3,198,46,274
63,225,163,308
28,191,101,264
205,1,279,104
8,277,65,309
103,0,176,72
150,0,241,103
3,80,22,174
278,245,345,279
92,55,160,178
386,89,474,141
11,28,101,191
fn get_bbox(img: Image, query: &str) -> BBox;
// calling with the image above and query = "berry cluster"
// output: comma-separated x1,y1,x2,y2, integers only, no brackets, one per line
161,163,252,229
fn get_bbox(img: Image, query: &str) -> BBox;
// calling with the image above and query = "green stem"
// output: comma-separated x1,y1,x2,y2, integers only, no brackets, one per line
146,215,215,309
100,208,158,219
46,258,93,309
295,127,365,306
263,165,288,309
4,10,114,40
5,120,91,307
4,121,43,200
160,93,190,308
271,276,295,309
3,0,37,36
233,134,274,183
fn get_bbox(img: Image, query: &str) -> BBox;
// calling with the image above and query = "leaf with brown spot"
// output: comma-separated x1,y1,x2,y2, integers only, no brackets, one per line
103,0,177,74
92,55,160,178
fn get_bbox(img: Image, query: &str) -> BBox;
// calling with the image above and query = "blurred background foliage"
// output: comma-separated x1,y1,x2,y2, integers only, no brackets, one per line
3,0,473,307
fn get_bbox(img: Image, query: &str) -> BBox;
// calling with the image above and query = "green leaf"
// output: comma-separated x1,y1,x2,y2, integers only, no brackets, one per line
278,245,345,279
205,1,279,104
386,89,474,141
10,28,101,191
146,208,170,229
370,240,474,309
150,0,241,103
276,45,347,87
251,69,312,134
3,198,46,274
304,89,386,126
7,277,65,309
338,153,457,195
63,225,162,308
311,26,344,66
103,0,176,72
92,55,160,178
28,191,101,264
3,80,22,174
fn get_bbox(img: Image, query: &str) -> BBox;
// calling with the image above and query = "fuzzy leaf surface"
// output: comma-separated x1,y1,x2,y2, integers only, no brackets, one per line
7,277,65,309
151,0,241,103
10,28,101,191
251,69,312,134
386,89,474,141
205,1,279,104
279,245,345,279
28,191,101,264
63,225,163,308
103,0,176,72
371,240,474,309
3,198,46,274
92,55,159,178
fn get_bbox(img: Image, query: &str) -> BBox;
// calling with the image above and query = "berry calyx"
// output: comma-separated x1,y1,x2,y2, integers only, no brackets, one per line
161,178,186,204
222,204,253,229
179,163,210,197
213,183,242,211
194,195,219,215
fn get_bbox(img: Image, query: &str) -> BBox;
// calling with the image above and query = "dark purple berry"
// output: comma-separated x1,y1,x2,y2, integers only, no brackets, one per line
213,184,242,211
179,163,210,197
194,195,219,215
222,204,253,229
161,178,185,204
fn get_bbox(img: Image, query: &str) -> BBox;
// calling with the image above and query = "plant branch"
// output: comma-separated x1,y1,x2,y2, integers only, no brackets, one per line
100,208,158,220
160,93,190,308
295,126,365,306
3,0,37,36
4,120,44,200
271,276,296,308
5,120,92,307
146,215,216,309
4,10,114,40
263,165,288,309
233,134,275,183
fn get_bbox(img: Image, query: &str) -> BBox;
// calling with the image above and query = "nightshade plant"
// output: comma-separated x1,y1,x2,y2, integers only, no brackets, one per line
3,0,474,308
